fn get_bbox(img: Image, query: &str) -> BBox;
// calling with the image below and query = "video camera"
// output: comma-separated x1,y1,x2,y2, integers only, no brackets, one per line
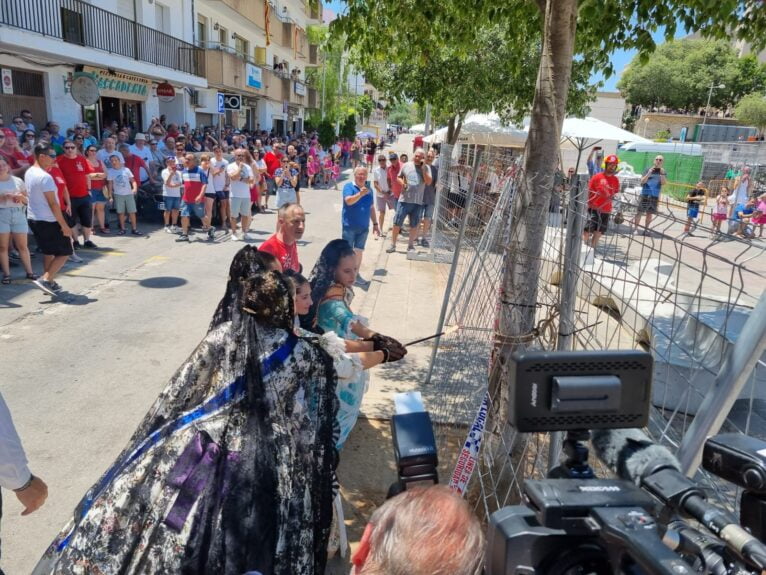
485,350,766,575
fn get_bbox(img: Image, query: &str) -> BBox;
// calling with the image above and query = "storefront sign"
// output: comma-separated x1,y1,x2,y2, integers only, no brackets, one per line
1,69,13,95
293,81,305,96
246,64,262,90
156,82,176,102
70,72,100,106
84,66,150,101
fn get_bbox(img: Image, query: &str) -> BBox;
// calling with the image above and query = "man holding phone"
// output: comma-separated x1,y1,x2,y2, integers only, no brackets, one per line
387,147,432,253
633,155,666,235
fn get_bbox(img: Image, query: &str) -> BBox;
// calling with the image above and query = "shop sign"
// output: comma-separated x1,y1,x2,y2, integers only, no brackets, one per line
84,66,150,101
156,82,176,102
293,81,305,96
1,69,12,94
70,72,100,106
246,64,263,90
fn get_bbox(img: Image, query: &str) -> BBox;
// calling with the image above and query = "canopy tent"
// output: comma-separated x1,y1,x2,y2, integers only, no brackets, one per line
422,113,527,147
557,117,652,173
410,123,426,133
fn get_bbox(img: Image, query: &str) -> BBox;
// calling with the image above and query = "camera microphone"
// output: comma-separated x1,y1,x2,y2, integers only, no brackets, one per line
592,428,766,571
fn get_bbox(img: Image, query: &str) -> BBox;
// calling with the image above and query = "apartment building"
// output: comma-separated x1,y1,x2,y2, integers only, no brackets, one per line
0,0,206,134
194,0,322,133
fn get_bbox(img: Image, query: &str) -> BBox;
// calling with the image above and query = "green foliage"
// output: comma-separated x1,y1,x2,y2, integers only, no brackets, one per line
357,93,375,124
618,39,766,110
387,101,418,127
735,93,766,132
340,114,356,140
317,119,337,148
654,129,673,141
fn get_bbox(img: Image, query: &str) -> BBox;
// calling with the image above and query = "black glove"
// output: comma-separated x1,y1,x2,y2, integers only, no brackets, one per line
366,333,407,362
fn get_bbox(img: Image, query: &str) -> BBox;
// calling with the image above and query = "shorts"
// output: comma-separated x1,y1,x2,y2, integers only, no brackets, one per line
342,226,369,251
69,196,93,228
230,196,251,217
585,209,610,233
712,212,727,222
687,205,700,219
376,193,396,212
0,206,28,234
216,189,229,200
422,203,435,220
180,201,205,219
448,190,467,209
393,201,423,228
276,187,297,208
28,219,72,256
204,192,217,200
90,189,108,203
163,196,181,211
637,195,659,214
114,194,137,214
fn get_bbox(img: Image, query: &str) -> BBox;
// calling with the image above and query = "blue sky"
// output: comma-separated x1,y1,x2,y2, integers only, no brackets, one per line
323,2,681,93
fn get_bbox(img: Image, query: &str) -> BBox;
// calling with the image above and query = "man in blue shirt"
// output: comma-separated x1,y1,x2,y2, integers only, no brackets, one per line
731,197,756,238
633,155,666,235
342,166,378,287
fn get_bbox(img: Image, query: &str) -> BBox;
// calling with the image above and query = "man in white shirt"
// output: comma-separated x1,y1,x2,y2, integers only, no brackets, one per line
130,133,155,179
210,146,230,233
226,150,255,241
25,143,73,296
96,137,123,167
372,154,394,237
0,389,48,564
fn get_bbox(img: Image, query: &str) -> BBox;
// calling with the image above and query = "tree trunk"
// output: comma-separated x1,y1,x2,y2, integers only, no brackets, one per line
489,0,578,429
446,113,465,145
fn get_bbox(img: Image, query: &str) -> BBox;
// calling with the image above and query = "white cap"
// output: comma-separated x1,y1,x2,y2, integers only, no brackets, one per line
135,133,146,141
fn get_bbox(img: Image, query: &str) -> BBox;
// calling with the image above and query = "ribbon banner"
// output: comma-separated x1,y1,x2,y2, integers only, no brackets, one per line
449,392,489,495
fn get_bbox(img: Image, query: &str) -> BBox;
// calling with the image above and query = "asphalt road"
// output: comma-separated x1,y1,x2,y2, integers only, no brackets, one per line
0,172,350,573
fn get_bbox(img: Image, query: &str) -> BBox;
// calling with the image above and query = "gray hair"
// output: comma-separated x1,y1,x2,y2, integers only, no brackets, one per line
413,147,426,156
353,166,368,176
358,486,484,575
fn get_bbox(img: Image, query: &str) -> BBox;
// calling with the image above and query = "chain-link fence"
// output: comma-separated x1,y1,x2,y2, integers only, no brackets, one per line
424,142,766,522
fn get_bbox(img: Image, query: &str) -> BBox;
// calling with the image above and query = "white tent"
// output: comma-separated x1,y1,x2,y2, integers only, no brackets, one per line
422,113,527,147
557,116,652,173
410,123,426,133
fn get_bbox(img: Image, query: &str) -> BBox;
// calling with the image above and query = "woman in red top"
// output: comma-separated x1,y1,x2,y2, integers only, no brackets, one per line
85,146,109,233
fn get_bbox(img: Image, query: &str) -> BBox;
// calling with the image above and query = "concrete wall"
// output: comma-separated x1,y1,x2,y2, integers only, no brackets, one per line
635,112,739,140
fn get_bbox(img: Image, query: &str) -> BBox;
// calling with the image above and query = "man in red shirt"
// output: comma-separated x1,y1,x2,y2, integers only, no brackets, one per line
259,203,305,272
583,154,620,249
263,142,284,206
56,140,97,248
386,152,403,202
0,128,26,177
119,144,157,187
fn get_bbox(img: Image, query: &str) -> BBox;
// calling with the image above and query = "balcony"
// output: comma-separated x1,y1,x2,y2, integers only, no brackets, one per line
204,45,265,95
0,0,204,77
262,68,287,101
208,0,266,30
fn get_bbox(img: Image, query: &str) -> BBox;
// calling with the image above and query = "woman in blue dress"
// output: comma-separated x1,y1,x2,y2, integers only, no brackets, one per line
302,239,406,449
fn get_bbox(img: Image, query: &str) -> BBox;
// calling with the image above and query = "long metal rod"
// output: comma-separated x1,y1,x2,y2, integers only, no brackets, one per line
424,149,484,385
547,173,589,471
678,290,766,475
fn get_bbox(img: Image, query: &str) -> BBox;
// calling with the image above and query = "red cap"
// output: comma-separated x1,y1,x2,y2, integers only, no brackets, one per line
1,128,15,138
605,154,619,165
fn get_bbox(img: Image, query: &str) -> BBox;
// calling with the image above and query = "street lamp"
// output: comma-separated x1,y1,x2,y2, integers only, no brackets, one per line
700,82,725,142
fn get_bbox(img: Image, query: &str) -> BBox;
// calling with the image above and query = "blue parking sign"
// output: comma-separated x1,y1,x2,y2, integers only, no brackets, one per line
217,92,225,114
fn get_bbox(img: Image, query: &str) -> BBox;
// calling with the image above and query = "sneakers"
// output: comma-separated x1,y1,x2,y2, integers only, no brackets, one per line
242,232,251,241
72,240,82,250
176,234,191,242
407,244,415,251
354,275,371,288
420,238,430,248
231,233,241,242
33,278,57,296
69,253,84,263
164,226,173,234
83,240,98,249
171,225,179,233
386,245,396,253
131,229,143,236
207,228,215,240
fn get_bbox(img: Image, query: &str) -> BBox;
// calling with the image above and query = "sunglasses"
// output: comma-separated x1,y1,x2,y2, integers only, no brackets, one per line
14,120,24,124
64,146,76,150
46,153,57,158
